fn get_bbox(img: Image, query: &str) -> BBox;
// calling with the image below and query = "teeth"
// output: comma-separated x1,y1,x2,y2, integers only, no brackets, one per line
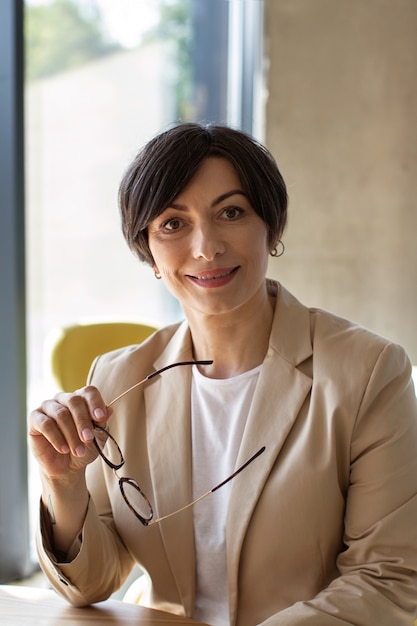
195,270,231,280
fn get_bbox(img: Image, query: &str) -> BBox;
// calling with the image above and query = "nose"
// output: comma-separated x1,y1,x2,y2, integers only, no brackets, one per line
191,222,225,261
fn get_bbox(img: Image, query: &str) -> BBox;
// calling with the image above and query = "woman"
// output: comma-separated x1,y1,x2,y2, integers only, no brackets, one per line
29,123,417,626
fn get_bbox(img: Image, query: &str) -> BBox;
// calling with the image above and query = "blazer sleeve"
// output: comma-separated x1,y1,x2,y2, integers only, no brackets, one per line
35,459,136,607
35,355,137,607
259,342,417,625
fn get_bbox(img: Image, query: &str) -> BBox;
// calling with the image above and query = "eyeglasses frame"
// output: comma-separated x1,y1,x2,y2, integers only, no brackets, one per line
93,360,265,526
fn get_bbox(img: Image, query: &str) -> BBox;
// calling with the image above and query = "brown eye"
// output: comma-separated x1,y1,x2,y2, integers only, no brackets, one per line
162,218,182,231
222,207,243,220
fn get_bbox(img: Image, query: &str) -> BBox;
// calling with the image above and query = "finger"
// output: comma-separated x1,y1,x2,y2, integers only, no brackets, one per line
29,405,71,455
55,385,112,448
38,397,92,457
30,386,112,460
72,386,110,424
69,385,113,428
65,386,110,423
38,394,95,457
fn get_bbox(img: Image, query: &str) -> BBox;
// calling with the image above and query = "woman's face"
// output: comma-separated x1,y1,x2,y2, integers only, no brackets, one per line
147,157,271,318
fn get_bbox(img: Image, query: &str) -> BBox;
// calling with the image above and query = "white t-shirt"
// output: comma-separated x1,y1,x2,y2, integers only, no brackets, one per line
191,365,261,626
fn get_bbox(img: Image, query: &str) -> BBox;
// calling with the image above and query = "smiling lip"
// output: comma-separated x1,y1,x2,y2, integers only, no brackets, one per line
187,266,239,288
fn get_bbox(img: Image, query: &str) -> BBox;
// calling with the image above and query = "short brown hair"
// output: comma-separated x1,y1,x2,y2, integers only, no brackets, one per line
119,122,288,265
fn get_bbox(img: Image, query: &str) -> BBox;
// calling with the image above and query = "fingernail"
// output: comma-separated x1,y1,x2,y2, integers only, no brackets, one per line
82,428,93,442
94,408,106,420
61,444,70,454
75,444,85,457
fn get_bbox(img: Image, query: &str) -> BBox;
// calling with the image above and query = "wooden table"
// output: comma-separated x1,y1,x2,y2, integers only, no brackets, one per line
0,585,207,625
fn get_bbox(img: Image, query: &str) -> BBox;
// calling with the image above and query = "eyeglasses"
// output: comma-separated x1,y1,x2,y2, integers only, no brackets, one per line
92,360,265,526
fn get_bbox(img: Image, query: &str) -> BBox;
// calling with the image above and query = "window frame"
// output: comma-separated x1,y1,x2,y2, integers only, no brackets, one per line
0,0,34,582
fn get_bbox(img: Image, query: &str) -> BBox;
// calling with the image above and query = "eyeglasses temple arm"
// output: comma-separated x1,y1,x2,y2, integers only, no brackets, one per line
149,445,266,526
107,360,213,406
211,446,266,493
146,360,213,381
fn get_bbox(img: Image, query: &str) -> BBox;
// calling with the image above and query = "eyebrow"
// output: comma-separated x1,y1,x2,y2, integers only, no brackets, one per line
169,189,248,211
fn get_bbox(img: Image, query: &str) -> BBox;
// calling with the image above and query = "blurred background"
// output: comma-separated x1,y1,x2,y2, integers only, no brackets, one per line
1,0,416,583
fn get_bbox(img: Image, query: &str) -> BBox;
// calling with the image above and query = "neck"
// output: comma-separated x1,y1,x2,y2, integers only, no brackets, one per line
184,289,275,379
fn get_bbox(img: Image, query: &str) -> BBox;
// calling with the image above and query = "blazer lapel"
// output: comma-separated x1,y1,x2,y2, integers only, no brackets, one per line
143,282,314,620
226,283,313,623
145,322,198,615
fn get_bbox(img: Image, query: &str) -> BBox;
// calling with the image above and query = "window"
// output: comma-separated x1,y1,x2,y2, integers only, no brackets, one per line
0,0,265,580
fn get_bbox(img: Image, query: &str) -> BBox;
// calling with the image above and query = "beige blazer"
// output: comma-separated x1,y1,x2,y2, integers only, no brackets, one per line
37,281,417,625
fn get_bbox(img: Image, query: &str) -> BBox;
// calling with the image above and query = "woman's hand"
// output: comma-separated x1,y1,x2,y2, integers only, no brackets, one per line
28,386,112,480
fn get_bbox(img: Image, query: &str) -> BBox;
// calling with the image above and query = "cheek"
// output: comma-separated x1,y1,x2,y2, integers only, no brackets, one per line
149,246,186,287
248,229,270,261
151,247,184,273
255,249,270,273
148,238,172,268
252,238,271,275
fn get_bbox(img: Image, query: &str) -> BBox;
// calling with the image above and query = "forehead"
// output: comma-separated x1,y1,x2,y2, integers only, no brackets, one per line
174,157,243,201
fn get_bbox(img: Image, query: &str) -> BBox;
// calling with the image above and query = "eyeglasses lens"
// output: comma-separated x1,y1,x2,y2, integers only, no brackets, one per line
120,478,153,523
94,427,124,469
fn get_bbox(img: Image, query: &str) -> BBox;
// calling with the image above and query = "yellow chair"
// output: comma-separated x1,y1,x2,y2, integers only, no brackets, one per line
50,321,157,392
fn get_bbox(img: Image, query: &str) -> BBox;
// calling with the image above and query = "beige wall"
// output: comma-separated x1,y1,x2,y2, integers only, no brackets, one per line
264,0,417,363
